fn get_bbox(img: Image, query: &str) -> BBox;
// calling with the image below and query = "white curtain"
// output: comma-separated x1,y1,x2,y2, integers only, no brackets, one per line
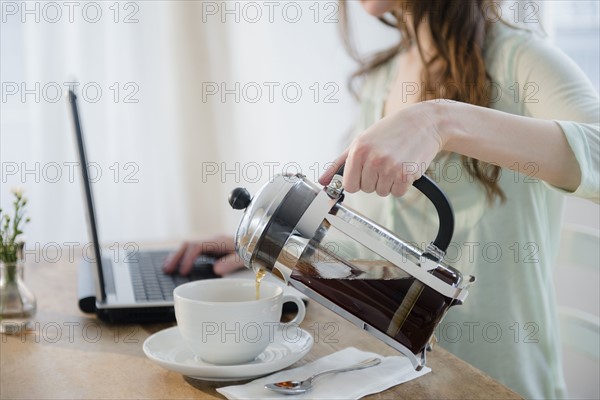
2,1,597,249
1,1,394,248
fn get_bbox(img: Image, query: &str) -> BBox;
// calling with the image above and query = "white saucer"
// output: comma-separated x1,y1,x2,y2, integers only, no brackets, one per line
143,326,314,381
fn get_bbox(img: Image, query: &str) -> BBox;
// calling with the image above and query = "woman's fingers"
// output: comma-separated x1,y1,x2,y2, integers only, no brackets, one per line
162,243,242,276
375,172,394,196
343,144,364,193
179,242,204,275
162,242,189,273
213,253,245,276
391,171,416,197
163,235,237,275
325,147,409,196
318,148,349,185
360,165,378,193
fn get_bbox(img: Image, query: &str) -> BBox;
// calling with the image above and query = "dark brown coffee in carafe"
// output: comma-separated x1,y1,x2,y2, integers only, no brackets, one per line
290,260,456,355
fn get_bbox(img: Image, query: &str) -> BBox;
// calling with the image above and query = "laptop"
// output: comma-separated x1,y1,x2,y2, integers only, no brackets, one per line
67,89,220,323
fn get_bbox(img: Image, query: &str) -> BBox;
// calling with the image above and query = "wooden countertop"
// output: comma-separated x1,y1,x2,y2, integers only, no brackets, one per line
1,256,521,399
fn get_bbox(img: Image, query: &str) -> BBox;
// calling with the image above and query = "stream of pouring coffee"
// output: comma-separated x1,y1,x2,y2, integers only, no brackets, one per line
254,268,267,300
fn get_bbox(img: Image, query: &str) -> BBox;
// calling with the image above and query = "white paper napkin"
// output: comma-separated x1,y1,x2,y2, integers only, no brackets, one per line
216,347,431,400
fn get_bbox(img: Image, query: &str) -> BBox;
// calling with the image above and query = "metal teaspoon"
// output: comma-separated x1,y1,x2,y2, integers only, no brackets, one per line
264,357,382,395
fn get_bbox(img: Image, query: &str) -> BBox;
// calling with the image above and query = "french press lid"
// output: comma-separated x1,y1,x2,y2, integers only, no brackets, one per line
229,174,314,270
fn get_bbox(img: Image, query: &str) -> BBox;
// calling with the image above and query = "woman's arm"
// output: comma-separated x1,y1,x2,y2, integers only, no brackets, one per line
440,100,582,191
321,35,599,202
320,101,581,196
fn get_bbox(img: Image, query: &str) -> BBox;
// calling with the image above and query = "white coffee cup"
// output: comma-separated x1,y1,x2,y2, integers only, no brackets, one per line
174,279,305,365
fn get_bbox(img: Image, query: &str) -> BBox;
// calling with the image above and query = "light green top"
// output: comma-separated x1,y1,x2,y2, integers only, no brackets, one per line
348,22,599,399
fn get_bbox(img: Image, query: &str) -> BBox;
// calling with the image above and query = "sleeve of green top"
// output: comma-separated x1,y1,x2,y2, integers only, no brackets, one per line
511,34,600,203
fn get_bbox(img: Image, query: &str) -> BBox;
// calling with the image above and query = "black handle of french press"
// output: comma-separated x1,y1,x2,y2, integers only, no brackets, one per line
332,163,454,253
412,175,454,253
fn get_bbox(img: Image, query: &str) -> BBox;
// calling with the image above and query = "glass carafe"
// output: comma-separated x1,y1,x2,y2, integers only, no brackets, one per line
229,173,474,370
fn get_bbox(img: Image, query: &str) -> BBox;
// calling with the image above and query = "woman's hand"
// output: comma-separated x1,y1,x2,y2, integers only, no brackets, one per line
320,102,446,196
321,99,585,196
162,235,243,276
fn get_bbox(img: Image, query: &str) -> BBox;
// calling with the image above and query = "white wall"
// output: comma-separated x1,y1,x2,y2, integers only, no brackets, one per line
0,1,396,247
1,1,597,245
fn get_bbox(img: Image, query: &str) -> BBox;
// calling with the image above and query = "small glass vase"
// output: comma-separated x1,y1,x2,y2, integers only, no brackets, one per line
0,258,37,334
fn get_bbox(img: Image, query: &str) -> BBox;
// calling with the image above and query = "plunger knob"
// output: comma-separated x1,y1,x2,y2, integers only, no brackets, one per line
228,188,252,210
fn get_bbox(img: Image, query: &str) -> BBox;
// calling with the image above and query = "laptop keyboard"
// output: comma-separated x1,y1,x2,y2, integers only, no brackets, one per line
129,251,218,302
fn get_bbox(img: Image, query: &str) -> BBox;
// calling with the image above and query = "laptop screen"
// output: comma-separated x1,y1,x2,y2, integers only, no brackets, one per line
67,89,106,301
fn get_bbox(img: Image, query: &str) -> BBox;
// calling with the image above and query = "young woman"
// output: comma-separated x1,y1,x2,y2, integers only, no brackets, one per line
165,1,599,398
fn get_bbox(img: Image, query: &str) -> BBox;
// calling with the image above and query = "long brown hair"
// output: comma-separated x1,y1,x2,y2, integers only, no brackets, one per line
340,0,506,203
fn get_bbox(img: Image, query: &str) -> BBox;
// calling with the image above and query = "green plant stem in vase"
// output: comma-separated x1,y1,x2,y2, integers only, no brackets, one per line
0,189,36,334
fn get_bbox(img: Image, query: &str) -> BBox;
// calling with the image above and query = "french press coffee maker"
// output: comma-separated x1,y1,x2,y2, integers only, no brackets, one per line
229,167,475,370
